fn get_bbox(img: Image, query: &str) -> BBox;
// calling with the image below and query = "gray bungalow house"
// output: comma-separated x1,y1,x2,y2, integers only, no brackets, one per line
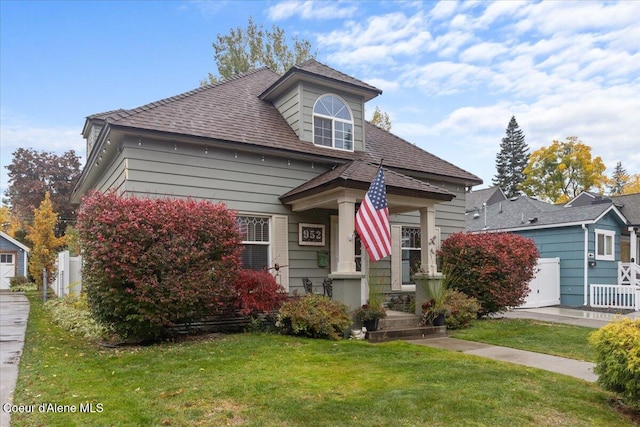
71,60,482,309
466,193,637,309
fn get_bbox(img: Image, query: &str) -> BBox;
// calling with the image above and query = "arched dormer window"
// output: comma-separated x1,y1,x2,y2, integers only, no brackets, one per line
313,95,353,151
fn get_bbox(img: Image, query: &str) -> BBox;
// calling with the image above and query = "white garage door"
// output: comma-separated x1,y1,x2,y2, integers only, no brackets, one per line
0,253,16,290
520,258,561,308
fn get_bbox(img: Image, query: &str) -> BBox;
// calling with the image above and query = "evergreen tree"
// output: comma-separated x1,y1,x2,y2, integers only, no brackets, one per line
608,161,629,195
493,116,529,198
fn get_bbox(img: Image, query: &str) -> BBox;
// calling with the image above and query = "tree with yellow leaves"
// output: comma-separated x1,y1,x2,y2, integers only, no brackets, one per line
370,106,392,131
0,206,22,237
27,192,66,289
622,174,640,194
520,136,607,204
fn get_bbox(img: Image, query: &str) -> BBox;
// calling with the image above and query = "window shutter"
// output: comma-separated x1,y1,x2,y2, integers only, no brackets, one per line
272,215,289,290
391,224,402,290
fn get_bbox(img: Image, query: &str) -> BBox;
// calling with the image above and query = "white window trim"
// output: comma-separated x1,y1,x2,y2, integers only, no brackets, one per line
237,215,272,270
237,214,290,290
312,94,354,152
595,228,615,261
391,224,441,292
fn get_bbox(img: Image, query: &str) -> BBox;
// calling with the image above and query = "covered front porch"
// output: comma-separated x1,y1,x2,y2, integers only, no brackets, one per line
280,161,455,309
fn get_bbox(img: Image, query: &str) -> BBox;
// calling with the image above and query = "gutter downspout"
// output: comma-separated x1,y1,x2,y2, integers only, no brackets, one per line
582,224,589,306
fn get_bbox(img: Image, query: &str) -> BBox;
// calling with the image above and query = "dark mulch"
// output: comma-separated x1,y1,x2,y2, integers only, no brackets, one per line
611,398,640,424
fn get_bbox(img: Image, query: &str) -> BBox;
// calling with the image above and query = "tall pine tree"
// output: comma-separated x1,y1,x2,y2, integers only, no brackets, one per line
493,116,529,198
608,161,629,195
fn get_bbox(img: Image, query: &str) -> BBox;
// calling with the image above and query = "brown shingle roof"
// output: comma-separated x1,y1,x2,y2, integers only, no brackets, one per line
260,59,382,102
96,68,362,162
364,123,482,185
87,64,481,186
280,160,454,203
297,59,382,93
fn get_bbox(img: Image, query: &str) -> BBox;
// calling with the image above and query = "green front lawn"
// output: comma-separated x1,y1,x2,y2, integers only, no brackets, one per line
11,294,633,426
451,318,597,362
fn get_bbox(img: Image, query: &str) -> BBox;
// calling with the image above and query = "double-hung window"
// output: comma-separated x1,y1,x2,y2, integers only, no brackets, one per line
313,95,353,151
237,216,270,270
595,229,615,261
402,227,421,284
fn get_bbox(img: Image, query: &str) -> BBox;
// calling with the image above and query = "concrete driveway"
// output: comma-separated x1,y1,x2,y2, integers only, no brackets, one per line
0,291,29,427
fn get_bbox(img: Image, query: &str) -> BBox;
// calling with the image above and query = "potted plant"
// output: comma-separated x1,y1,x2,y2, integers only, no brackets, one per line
421,297,449,326
420,279,450,326
354,304,387,331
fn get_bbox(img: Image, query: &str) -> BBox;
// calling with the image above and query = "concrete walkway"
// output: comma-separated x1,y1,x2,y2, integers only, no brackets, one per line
410,306,640,383
0,291,29,427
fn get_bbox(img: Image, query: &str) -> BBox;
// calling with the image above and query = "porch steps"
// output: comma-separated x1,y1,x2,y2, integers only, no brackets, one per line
367,310,446,343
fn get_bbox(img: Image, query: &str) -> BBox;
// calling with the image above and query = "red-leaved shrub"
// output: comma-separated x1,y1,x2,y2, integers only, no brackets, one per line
439,232,539,316
233,269,288,315
77,191,242,341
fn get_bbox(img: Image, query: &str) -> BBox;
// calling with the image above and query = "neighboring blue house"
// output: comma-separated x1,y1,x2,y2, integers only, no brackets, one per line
0,231,30,290
466,194,630,307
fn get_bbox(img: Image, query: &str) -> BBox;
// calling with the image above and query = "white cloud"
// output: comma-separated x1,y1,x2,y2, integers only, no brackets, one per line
474,1,528,29
459,42,509,63
400,61,493,95
319,11,433,65
362,77,400,93
513,1,640,36
431,30,475,58
429,0,459,21
267,0,358,21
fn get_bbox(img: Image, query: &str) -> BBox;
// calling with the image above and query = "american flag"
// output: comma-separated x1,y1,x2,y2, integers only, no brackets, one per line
355,166,391,262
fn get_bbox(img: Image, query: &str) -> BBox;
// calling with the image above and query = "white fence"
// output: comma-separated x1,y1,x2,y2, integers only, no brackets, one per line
619,262,640,286
54,251,82,297
590,284,639,310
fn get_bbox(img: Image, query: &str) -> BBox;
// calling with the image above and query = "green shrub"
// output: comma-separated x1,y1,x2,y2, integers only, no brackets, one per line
45,294,110,340
9,276,36,292
589,318,640,408
278,294,351,340
443,290,480,330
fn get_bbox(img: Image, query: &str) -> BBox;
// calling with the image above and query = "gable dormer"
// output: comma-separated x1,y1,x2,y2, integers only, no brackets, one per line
260,60,382,153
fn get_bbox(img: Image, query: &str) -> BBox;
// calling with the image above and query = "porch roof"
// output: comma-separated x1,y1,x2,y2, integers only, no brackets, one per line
280,160,454,211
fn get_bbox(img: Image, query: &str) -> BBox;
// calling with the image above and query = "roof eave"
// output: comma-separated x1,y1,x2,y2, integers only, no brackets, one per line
260,68,381,102
0,231,30,252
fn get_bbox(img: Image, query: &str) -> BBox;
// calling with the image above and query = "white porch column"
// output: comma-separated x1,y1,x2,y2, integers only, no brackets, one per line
630,227,638,264
336,196,357,273
419,205,437,275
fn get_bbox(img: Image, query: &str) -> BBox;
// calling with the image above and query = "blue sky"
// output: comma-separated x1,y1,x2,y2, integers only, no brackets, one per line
1,0,639,202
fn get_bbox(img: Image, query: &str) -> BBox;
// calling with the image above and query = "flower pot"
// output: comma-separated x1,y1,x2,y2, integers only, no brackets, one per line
432,313,446,327
363,318,379,332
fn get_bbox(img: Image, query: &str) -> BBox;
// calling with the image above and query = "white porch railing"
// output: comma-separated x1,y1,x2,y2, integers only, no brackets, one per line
618,262,640,286
590,284,639,310
590,262,640,310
